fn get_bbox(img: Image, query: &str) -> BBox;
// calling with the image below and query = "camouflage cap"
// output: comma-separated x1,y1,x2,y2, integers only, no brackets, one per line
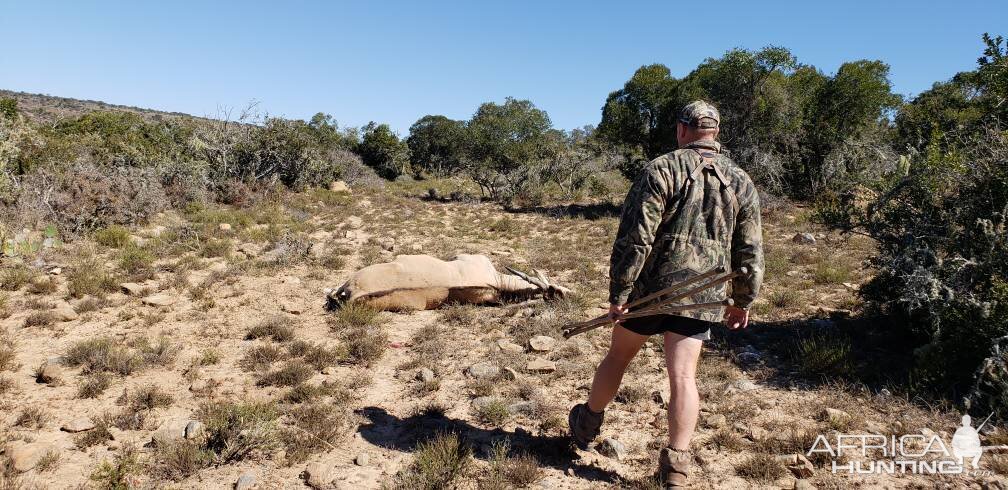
679,100,720,129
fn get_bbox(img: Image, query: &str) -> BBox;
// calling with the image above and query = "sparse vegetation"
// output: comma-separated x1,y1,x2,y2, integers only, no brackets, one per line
0,267,31,291
77,373,113,398
256,360,314,387
734,453,787,482
90,444,142,490
198,401,279,464
342,325,388,365
64,337,142,375
391,432,472,490
246,315,297,342
14,406,50,428
93,225,132,248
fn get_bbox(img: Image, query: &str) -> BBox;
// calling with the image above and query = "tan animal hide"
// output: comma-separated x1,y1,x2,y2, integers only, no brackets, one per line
325,254,568,311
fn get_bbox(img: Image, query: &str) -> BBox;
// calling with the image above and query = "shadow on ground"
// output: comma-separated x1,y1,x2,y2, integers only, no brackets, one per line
506,201,623,221
356,406,625,484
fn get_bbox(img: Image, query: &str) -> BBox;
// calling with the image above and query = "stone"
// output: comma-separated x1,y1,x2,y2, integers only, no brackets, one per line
794,480,817,490
526,358,556,373
36,361,62,385
736,351,761,366
652,390,669,408
467,362,500,380
185,420,204,439
502,367,519,381
329,180,351,193
48,267,61,275
496,339,524,353
790,454,815,478
190,379,209,393
821,407,851,426
61,417,96,433
508,401,537,414
346,216,363,229
237,243,261,258
355,452,369,466
730,379,759,392
153,417,189,446
4,442,53,472
792,232,816,245
304,462,333,488
52,303,79,321
235,471,256,490
379,238,395,252
142,293,177,307
528,335,557,352
597,438,627,461
775,454,799,465
120,282,145,295
842,282,859,290
705,414,728,429
416,368,436,383
748,426,770,441
219,223,233,232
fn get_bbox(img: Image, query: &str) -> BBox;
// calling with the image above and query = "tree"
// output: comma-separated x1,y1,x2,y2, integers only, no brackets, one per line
465,97,556,202
597,64,679,165
406,115,467,176
358,122,409,180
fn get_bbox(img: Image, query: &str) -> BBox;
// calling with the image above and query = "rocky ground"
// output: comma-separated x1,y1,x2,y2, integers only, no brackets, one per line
1,179,1006,489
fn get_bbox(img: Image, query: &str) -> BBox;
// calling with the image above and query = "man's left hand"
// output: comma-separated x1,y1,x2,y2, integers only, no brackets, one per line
724,305,749,330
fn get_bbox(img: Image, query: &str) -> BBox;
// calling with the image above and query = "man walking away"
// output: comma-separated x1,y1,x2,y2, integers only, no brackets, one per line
568,100,764,488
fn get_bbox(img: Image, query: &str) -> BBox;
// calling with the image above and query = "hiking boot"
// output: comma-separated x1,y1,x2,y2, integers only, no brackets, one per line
568,403,603,449
658,447,690,488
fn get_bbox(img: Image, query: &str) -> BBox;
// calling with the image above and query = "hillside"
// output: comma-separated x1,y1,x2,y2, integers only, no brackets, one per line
0,89,204,125
2,178,1006,489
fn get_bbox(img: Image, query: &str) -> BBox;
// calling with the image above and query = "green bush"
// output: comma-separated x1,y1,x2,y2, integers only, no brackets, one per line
93,225,132,248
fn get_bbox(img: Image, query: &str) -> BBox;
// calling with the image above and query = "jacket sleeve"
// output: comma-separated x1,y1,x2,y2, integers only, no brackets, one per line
609,164,669,305
730,177,764,308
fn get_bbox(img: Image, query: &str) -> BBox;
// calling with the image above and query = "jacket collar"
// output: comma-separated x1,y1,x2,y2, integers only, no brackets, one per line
683,139,721,153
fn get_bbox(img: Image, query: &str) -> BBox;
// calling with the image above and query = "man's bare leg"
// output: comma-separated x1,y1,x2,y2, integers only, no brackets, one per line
586,325,649,412
663,331,703,449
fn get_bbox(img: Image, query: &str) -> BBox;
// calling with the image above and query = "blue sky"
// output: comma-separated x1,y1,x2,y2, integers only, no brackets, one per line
1,1,1004,134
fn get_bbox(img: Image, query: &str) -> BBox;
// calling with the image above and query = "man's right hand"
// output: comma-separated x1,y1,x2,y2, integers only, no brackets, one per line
609,303,628,324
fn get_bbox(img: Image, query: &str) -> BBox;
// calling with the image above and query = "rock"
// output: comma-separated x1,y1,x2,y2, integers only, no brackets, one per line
379,238,395,252
36,361,62,385
3,442,53,472
355,452,369,466
190,379,209,393
282,276,301,285
52,303,79,321
237,243,260,258
652,390,669,408
120,282,145,295
790,454,815,478
153,417,189,446
597,438,627,461
496,339,524,353
346,216,363,229
329,180,351,193
748,426,770,441
142,293,177,307
235,471,256,490
526,358,556,373
61,417,95,433
775,454,798,465
304,462,333,488
185,420,204,440
705,414,728,429
219,223,233,232
416,368,436,383
502,367,519,381
467,362,500,380
528,335,557,352
508,401,537,414
48,267,62,276
730,379,759,392
821,407,851,426
792,232,816,245
794,480,817,490
786,270,801,277
842,282,859,290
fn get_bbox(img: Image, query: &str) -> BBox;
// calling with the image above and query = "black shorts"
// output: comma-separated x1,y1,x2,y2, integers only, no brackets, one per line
620,314,714,340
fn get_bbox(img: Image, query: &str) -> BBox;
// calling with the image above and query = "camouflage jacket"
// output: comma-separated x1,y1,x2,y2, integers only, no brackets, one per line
608,140,764,323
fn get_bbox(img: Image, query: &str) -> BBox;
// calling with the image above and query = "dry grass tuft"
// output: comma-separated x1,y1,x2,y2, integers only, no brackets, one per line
94,225,132,248
23,311,55,328
246,315,297,342
328,302,380,331
480,440,544,488
281,402,351,463
150,439,213,481
0,267,31,291
90,444,142,489
391,432,472,490
14,406,51,429
473,398,510,427
77,373,113,399
67,254,119,298
65,337,142,375
256,360,314,387
27,276,58,295
198,401,279,464
0,335,18,371
735,453,787,482
342,325,388,366
34,450,61,472
240,344,284,371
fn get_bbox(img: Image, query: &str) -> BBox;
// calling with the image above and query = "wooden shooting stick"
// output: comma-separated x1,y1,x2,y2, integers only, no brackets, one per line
560,266,747,339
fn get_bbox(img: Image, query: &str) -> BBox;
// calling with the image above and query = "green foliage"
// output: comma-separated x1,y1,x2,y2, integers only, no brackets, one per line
392,432,472,490
598,47,898,196
93,225,132,248
795,334,854,377
0,98,17,120
90,445,142,490
407,115,468,176
359,122,410,179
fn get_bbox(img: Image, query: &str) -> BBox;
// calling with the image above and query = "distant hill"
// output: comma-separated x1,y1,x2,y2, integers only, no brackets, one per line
0,89,202,124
